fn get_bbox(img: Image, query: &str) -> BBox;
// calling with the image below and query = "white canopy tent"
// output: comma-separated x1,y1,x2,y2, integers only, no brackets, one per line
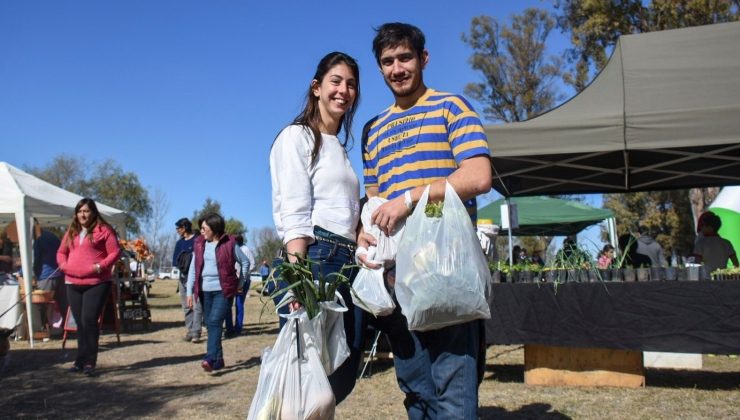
0,161,126,347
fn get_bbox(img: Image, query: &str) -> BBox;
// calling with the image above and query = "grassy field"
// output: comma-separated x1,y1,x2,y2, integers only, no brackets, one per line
2,279,739,419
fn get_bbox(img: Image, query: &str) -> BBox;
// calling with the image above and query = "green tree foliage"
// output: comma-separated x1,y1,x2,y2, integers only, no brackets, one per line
602,191,696,257
192,197,247,236
251,227,282,266
27,155,152,235
554,0,740,91
462,8,564,122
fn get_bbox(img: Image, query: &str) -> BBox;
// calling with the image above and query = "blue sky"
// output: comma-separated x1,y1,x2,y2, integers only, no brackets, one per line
2,1,605,253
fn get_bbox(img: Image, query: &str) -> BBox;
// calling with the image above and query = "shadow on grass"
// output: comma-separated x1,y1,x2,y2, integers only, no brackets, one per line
3,362,222,418
101,354,204,374
646,368,740,390
479,403,571,419
99,339,163,351
485,363,524,383
243,324,280,336
211,355,261,377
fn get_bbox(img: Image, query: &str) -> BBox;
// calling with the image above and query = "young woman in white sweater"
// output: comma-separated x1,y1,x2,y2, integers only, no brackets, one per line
269,51,361,404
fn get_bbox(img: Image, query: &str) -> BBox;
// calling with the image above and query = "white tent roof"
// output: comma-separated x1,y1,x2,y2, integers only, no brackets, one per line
485,22,740,196
0,162,126,228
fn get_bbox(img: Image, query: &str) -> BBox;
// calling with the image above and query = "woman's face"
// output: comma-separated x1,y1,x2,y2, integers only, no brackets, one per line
200,222,216,242
606,249,615,258
76,204,93,228
312,62,357,128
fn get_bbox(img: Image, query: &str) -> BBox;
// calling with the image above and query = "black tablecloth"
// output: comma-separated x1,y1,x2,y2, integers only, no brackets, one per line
485,280,740,354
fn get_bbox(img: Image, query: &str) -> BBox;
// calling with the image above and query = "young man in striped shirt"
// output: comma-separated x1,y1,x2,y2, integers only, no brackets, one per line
358,22,492,420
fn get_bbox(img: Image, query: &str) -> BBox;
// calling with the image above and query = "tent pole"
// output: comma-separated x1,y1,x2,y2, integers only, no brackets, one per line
506,197,513,268
608,217,618,250
16,210,35,347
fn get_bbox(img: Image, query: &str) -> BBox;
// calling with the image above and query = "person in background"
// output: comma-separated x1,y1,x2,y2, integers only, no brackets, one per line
357,22,492,419
692,211,738,275
618,234,651,268
0,231,16,273
269,51,362,403
633,225,667,267
224,234,254,338
57,198,121,377
32,219,66,331
531,250,545,266
597,244,615,269
185,213,250,372
259,260,269,282
173,217,200,343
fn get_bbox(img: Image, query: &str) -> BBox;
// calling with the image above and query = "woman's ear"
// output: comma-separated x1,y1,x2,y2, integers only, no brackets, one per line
311,79,320,98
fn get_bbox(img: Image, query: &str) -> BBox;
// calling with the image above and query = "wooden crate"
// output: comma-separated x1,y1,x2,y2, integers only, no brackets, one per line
524,344,645,388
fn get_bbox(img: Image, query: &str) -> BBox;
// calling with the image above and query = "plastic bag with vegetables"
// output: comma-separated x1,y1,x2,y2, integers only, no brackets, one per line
395,182,491,331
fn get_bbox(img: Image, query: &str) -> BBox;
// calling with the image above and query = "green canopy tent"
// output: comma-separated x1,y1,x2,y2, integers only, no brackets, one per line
478,196,614,236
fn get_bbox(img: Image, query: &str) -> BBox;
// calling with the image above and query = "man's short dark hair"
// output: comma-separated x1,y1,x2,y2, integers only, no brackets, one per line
702,212,722,231
175,218,192,233
372,22,426,65
235,234,245,247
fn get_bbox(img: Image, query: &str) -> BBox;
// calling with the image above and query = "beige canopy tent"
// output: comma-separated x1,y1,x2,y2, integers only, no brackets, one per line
485,22,740,197
0,161,126,347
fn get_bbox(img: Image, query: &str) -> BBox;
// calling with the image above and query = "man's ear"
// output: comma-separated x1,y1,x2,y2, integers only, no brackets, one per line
421,49,429,70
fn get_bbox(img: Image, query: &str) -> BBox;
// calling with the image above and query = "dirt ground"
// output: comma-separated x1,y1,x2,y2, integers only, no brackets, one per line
2,279,739,419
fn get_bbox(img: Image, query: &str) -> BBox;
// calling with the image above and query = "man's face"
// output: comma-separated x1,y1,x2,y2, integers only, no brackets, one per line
175,225,185,238
378,42,427,99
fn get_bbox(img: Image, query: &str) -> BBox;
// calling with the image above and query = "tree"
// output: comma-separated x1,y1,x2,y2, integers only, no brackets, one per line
192,197,247,236
27,155,152,236
462,8,564,123
602,190,696,258
143,187,173,270
554,0,740,91
251,227,282,266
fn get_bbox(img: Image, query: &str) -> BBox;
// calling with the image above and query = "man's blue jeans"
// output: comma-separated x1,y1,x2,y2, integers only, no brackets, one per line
202,290,229,362
362,269,482,419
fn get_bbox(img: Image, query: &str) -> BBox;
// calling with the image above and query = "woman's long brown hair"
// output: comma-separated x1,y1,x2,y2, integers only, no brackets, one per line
65,197,112,246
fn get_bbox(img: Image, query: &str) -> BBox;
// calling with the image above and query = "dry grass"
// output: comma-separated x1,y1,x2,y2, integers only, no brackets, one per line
1,279,739,419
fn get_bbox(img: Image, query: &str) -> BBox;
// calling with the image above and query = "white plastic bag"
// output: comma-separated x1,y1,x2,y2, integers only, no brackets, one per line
312,294,350,375
274,291,350,376
351,267,395,317
395,182,491,331
247,310,336,420
361,196,404,263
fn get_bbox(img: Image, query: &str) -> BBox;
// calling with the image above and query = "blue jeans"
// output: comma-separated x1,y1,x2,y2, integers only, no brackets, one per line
361,269,482,419
202,290,230,362
225,279,251,334
306,230,359,405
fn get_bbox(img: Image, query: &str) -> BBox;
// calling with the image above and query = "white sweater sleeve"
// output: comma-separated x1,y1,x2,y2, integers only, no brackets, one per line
270,125,315,244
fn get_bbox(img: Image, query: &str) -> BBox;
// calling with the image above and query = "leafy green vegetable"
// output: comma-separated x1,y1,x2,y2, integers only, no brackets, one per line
425,201,444,218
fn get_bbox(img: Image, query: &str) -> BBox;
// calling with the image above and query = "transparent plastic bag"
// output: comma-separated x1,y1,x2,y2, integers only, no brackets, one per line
351,267,395,317
312,294,350,375
247,310,335,420
395,182,491,331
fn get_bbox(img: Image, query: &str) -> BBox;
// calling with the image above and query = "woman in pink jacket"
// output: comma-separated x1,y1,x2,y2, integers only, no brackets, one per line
57,198,121,377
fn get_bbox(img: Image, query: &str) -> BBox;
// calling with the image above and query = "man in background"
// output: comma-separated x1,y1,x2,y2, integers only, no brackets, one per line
173,218,200,343
634,225,667,267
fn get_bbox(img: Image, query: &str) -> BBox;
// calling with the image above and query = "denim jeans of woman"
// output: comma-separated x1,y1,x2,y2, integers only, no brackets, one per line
306,232,359,405
202,290,230,363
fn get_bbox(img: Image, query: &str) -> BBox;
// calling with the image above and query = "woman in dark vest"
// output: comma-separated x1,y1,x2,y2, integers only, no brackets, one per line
185,213,250,372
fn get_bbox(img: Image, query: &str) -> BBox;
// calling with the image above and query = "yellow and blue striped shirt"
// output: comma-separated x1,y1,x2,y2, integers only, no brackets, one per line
362,88,490,219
